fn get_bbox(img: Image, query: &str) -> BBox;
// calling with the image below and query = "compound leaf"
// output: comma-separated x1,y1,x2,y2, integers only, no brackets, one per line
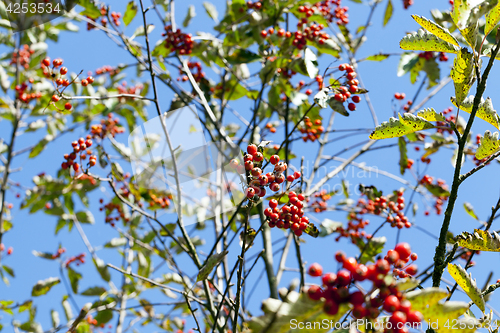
400,29,460,53
447,263,485,312
456,229,500,251
411,15,459,46
476,130,500,159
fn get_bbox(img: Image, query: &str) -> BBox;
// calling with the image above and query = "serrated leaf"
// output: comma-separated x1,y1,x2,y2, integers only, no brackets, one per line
369,113,435,140
464,202,479,220
203,2,218,22
183,5,195,27
123,1,137,26
486,3,500,36
412,15,459,46
456,229,500,251
398,137,408,175
197,250,228,282
31,277,60,296
451,96,500,130
448,263,485,312
417,108,446,121
451,0,472,30
67,267,82,294
476,130,500,159
383,0,393,26
248,292,349,333
400,29,460,53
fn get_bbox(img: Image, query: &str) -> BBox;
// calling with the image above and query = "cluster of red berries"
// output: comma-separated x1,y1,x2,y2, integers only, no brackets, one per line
162,25,194,55
99,199,129,227
298,0,349,26
384,243,418,278
10,44,34,69
334,63,361,111
61,135,96,172
51,247,66,259
0,244,13,255
265,122,277,133
264,192,311,237
246,1,262,10
110,11,122,26
15,81,42,103
419,175,448,215
460,250,479,266
299,117,324,142
116,81,144,99
65,253,85,267
95,65,120,76
292,23,331,49
306,244,421,331
435,106,454,135
148,192,172,209
394,92,413,111
91,113,125,139
177,62,205,83
394,92,406,100
310,189,332,212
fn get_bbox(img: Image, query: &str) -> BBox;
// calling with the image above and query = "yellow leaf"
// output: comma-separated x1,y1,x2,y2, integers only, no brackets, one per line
456,229,500,251
400,29,460,53
447,263,485,312
451,96,500,130
416,108,446,121
476,130,500,159
369,113,435,140
486,3,500,36
450,48,474,106
411,15,459,46
451,0,471,30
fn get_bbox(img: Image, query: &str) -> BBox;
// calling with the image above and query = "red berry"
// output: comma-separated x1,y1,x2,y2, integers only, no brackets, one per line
260,30,268,38
410,253,418,261
352,95,361,103
293,171,301,179
246,187,256,199
375,259,391,274
407,310,423,324
342,257,358,273
386,249,400,264
323,300,339,315
383,295,400,313
42,57,50,67
73,163,80,171
253,152,264,162
305,89,313,95
349,291,365,305
321,272,337,286
60,67,68,75
270,155,280,165
336,269,351,287
307,285,324,300
287,174,295,182
81,79,88,86
405,264,418,276
335,251,346,263
64,102,72,110
308,263,323,277
7,247,13,255
395,243,412,260
389,311,407,325
51,95,60,102
247,144,258,155
348,103,356,111
269,199,278,209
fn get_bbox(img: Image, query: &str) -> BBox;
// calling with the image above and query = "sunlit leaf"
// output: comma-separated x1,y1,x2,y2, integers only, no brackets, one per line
383,0,393,27
456,229,500,251
448,263,485,312
182,5,196,28
203,2,218,22
476,130,500,159
451,96,500,130
485,3,500,36
399,29,460,53
369,113,435,140
354,236,386,264
412,15,459,46
32,277,60,296
123,1,138,26
398,137,408,175
464,202,479,220
416,108,446,121
365,53,390,61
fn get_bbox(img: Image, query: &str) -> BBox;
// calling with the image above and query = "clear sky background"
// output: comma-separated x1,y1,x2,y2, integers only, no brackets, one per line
1,0,500,331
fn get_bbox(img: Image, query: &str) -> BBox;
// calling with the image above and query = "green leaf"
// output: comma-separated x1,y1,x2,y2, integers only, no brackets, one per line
451,96,500,130
123,1,138,26
383,0,393,26
18,300,32,313
485,3,500,36
456,229,500,251
183,5,196,28
448,263,485,312
203,2,218,23
397,52,420,77
2,265,14,277
81,286,107,296
365,53,390,61
94,309,113,325
369,113,435,140
411,14,459,46
464,202,479,220
31,277,60,296
76,211,94,224
32,250,56,260
29,135,53,158
197,250,228,281
67,267,82,294
327,98,349,116
78,0,101,19
398,137,408,175
416,108,446,121
399,29,460,53
424,183,450,197
476,130,500,159
248,291,349,333
423,58,440,88
226,48,261,64
93,258,111,282
304,48,319,79
354,236,386,264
